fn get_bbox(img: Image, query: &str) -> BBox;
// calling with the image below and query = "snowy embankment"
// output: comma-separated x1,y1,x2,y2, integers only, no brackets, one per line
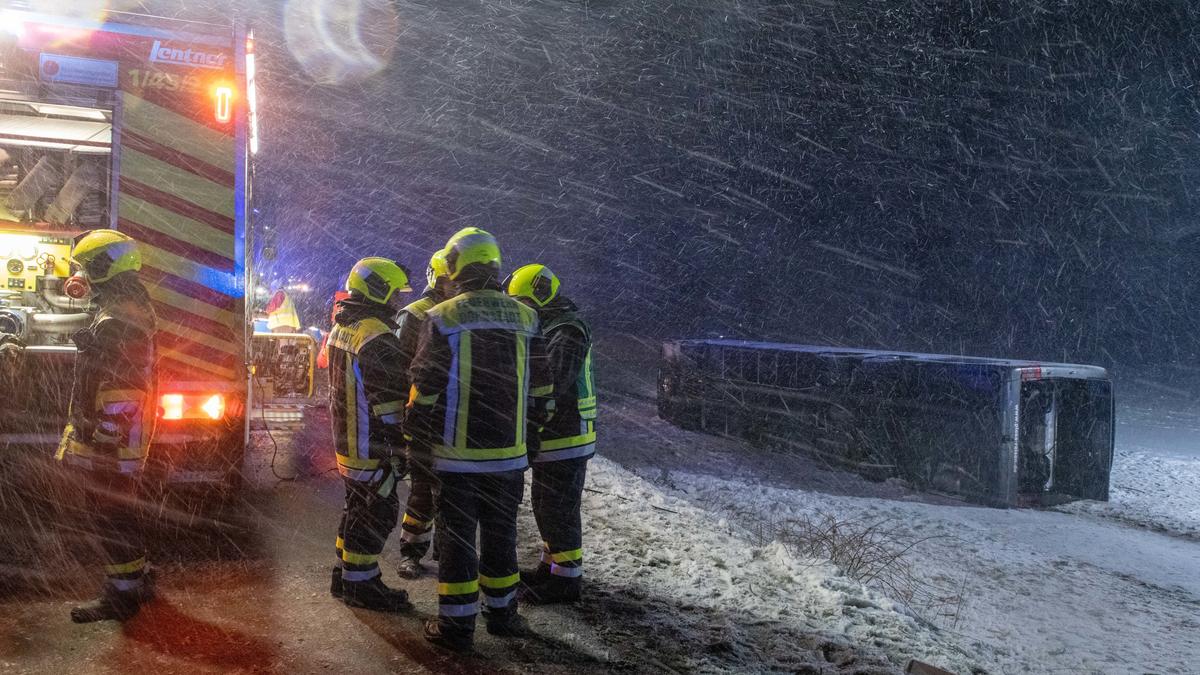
1060,446,1200,539
577,455,984,674
585,343,1200,672
628,457,1200,675
595,431,1200,673
584,391,1200,673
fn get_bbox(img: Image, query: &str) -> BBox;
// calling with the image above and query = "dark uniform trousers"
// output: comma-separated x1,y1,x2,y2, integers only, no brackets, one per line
435,470,524,635
63,467,146,589
399,455,438,559
531,457,588,577
335,462,400,582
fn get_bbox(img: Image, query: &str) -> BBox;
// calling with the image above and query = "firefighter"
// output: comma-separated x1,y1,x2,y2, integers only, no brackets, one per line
394,249,452,579
506,264,596,604
265,288,301,333
326,257,413,612
56,230,157,623
407,228,549,650
316,290,350,370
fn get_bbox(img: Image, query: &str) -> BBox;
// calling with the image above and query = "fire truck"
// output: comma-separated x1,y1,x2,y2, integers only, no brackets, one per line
0,9,260,487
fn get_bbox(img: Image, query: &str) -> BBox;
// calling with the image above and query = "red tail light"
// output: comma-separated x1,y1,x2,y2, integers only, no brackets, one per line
160,393,226,420
161,394,184,420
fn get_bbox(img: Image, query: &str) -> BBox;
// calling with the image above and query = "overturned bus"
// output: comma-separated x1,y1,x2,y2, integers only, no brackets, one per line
657,340,1114,508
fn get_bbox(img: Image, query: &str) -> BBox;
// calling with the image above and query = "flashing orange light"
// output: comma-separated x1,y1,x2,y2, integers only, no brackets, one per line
161,394,184,420
215,85,233,123
201,394,225,420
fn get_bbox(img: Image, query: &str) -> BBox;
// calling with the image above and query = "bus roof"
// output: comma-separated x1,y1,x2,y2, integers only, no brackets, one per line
671,339,1110,378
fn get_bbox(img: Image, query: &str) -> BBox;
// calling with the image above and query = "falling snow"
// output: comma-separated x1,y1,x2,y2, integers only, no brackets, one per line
1,0,1198,673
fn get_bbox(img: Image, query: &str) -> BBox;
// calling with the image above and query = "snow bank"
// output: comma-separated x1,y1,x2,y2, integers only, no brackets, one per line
579,456,983,673
626,461,1200,674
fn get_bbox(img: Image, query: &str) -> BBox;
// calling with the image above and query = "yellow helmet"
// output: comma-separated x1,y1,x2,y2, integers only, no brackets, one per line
505,263,560,307
346,257,412,305
443,227,500,280
71,229,141,284
426,248,449,288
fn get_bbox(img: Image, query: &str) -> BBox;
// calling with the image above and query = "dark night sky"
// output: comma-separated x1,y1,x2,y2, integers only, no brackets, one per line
137,0,1200,367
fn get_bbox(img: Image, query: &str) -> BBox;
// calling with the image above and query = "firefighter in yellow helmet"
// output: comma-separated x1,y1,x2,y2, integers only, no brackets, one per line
394,249,452,579
56,229,158,622
506,264,595,604
327,257,414,612
406,228,551,650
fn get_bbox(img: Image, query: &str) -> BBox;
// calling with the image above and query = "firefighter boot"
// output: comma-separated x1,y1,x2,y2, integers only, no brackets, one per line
424,618,473,652
341,577,412,613
330,567,344,598
520,575,582,605
486,609,532,637
395,555,425,580
70,581,153,623
519,563,551,586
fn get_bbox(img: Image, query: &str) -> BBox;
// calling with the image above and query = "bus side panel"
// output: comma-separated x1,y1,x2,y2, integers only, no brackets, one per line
656,340,1112,508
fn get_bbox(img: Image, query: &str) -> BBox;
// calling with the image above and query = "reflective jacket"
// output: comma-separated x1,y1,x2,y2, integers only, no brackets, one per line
56,281,157,475
266,290,300,332
316,290,350,369
531,297,596,462
395,290,440,453
407,286,547,473
395,290,440,380
327,298,408,482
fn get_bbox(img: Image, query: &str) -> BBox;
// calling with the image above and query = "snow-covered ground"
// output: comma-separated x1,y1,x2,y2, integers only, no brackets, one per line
1061,388,1200,540
573,456,984,673
588,342,1200,673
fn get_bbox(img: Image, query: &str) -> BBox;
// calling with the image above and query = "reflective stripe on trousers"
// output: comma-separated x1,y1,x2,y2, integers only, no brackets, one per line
432,455,529,473
541,547,584,578
59,451,144,475
400,530,433,544
108,576,144,591
400,511,434,543
480,572,519,609
105,556,147,591
439,601,479,617
533,442,595,463
342,548,382,582
438,578,480,618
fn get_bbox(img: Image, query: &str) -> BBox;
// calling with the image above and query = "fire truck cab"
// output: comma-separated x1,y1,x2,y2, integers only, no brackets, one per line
0,9,256,487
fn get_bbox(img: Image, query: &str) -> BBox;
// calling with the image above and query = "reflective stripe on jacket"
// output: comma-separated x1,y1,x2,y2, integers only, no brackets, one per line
402,295,438,322
408,289,547,473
